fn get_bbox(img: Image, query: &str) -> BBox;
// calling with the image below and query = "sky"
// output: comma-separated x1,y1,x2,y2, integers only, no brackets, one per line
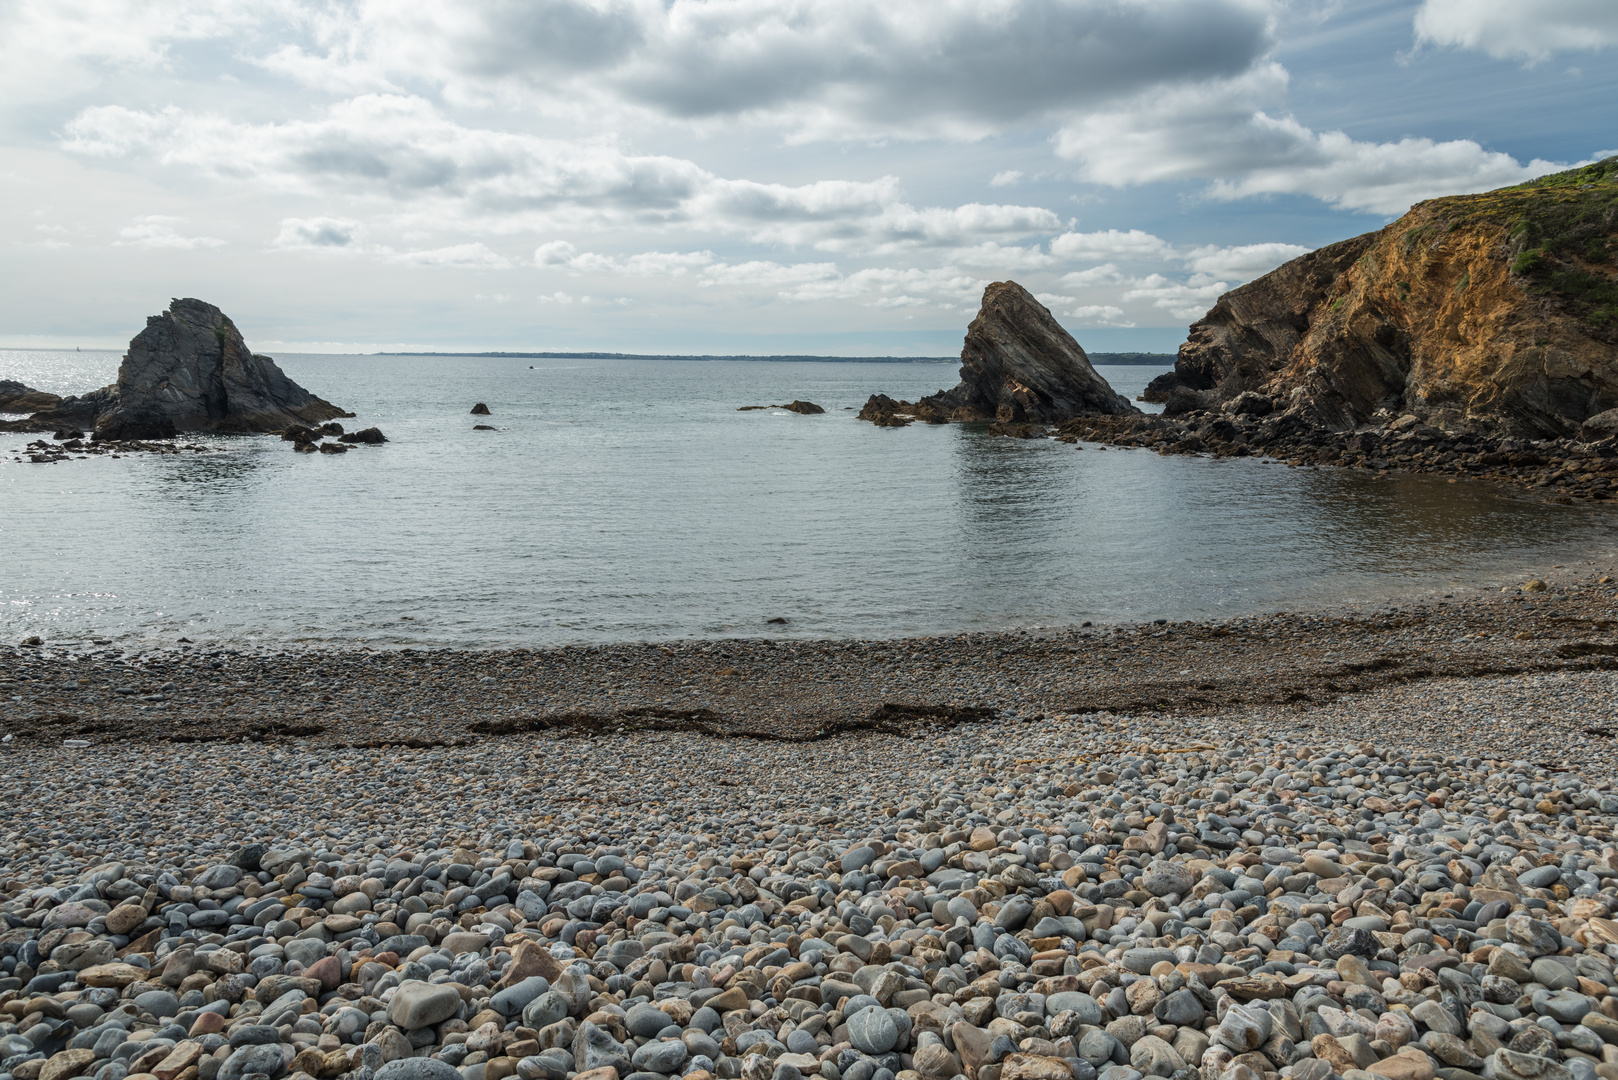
1,0,1614,356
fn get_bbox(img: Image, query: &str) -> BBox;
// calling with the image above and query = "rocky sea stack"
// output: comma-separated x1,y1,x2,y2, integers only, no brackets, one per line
1145,158,1618,439
2,298,350,439
860,282,1138,426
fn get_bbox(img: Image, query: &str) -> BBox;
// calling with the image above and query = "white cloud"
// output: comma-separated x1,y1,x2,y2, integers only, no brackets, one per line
1060,263,1128,288
0,0,260,102
1180,241,1311,279
537,241,719,276
537,291,589,304
1050,228,1174,262
387,242,512,269
533,245,983,308
62,96,1062,255
948,241,1053,269
989,170,1023,187
1034,294,1132,325
113,214,225,249
244,0,1275,141
1053,63,1567,215
272,216,363,250
1121,273,1230,320
1413,0,1618,62
697,260,841,290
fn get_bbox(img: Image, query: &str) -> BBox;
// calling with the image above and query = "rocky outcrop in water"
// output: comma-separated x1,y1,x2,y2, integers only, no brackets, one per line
0,380,62,415
860,281,1137,426
1146,158,1618,438
95,298,350,439
2,299,351,437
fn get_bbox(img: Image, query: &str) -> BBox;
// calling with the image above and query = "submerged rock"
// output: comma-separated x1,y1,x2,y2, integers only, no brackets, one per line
96,298,350,439
861,281,1137,426
738,400,826,414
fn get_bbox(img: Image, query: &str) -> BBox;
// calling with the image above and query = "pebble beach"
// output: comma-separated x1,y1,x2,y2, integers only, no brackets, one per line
4,575,1618,1080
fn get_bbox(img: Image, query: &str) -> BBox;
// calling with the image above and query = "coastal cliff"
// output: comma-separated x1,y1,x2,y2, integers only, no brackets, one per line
1147,157,1618,438
860,281,1137,425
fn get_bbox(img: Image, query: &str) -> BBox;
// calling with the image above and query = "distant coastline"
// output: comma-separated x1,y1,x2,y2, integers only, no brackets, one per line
369,349,1178,364
372,350,953,362
1087,352,1177,365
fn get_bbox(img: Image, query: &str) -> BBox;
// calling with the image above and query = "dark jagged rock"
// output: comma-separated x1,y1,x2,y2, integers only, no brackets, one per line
470,402,491,415
95,298,350,439
0,380,62,415
14,386,118,433
737,400,826,414
856,395,914,426
1146,159,1618,438
339,427,388,444
860,281,1137,426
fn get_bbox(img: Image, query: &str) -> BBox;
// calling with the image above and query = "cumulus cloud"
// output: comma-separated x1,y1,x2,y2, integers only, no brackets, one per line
272,216,363,250
989,171,1023,188
1050,229,1174,262
113,215,225,249
1053,64,1566,215
534,243,988,308
1034,294,1132,325
1181,241,1311,279
248,0,1274,140
0,0,260,102
62,95,1062,254
1121,273,1231,320
1413,0,1618,62
387,243,512,269
948,242,1053,269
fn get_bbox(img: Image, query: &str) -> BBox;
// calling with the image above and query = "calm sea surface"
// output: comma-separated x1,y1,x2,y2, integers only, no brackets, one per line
3,350,1614,649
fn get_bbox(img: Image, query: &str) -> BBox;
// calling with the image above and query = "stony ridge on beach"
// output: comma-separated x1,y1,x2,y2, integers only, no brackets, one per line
4,578,1618,749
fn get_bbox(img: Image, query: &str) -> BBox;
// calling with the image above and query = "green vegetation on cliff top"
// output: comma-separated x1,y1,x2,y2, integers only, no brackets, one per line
1409,156,1618,332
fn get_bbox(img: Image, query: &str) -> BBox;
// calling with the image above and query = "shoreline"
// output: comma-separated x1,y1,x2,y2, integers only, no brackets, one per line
4,574,1616,750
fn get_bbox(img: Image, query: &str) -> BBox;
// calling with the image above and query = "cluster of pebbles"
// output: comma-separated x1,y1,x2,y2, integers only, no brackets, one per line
1054,413,1618,504
5,692,1618,1080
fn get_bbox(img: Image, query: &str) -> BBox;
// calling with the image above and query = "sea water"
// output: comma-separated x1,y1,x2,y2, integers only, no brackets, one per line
2,350,1614,649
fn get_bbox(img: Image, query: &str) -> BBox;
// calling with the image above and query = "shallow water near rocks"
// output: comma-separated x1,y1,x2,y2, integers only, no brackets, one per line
2,350,1615,649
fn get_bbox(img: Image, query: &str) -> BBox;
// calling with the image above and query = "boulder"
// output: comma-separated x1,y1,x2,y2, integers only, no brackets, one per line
1582,408,1618,442
471,403,491,415
94,298,349,439
339,427,388,444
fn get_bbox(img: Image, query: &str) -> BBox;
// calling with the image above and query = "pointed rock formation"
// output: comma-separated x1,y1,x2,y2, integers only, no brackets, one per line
859,281,1137,425
94,298,349,439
